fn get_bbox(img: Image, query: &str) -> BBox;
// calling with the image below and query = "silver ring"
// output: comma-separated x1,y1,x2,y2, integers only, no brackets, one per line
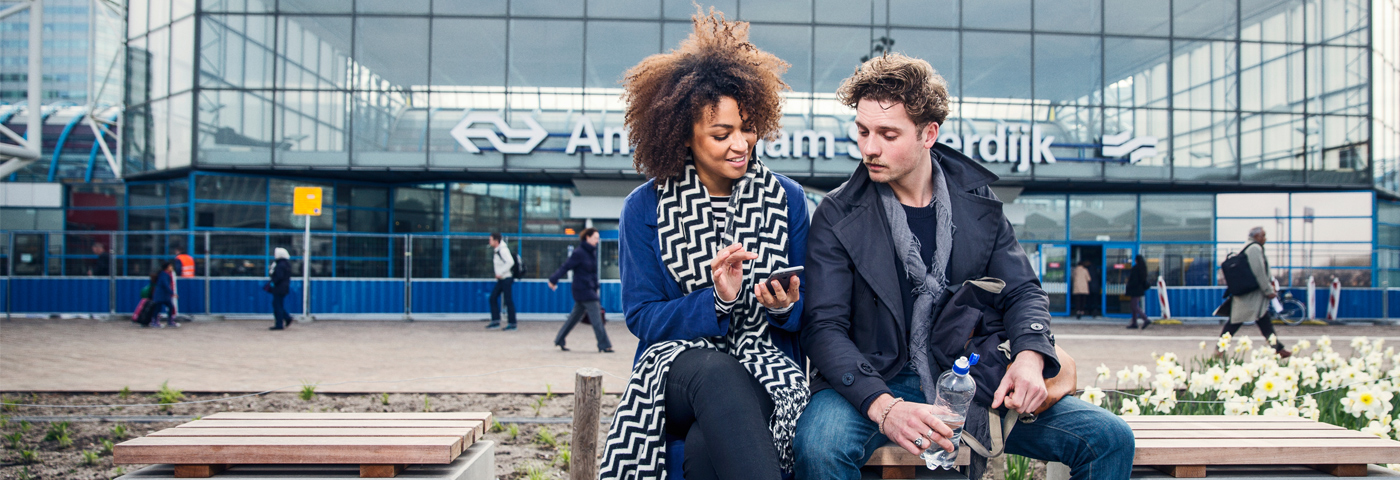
927,429,935,438
913,437,923,448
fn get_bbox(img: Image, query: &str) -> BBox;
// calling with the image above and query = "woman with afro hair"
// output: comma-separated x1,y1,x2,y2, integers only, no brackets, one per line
599,8,811,480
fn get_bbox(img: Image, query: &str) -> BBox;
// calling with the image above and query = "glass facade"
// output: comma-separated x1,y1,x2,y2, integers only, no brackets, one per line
1,0,124,104
110,0,1377,190
1015,191,1376,287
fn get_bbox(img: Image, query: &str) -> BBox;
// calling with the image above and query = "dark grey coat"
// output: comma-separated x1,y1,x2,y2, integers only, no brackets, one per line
801,143,1060,411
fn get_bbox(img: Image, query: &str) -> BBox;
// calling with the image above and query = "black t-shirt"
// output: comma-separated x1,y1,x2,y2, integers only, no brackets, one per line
896,203,938,328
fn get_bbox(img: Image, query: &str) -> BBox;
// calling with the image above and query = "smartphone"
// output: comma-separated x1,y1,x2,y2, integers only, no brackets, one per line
761,266,804,296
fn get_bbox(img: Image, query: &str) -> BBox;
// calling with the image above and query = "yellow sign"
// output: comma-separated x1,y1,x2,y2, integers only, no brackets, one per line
293,187,323,216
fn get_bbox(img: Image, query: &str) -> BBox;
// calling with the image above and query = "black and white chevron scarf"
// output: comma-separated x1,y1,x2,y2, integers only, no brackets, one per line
599,160,810,479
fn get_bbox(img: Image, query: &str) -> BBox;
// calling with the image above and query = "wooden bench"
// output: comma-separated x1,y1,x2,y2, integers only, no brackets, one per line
864,415,1400,478
113,412,492,478
1127,415,1400,478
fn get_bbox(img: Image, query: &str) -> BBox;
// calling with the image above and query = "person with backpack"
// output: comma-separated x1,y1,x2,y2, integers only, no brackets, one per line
133,271,158,327
547,228,613,352
1221,227,1290,357
487,232,518,330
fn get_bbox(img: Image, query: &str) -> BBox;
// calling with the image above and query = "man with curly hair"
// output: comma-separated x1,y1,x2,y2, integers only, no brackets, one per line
794,54,1134,479
599,8,811,480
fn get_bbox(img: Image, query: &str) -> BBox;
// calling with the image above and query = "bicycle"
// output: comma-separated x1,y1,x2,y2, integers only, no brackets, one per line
1273,291,1308,325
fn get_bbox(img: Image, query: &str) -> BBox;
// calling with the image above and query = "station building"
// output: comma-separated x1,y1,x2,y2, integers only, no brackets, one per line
2,0,1398,318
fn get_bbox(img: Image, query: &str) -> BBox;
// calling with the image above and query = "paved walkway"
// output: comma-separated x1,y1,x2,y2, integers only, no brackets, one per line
2,317,1397,394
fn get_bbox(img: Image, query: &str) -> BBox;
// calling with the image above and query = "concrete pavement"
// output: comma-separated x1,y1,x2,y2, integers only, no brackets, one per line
3,317,1399,394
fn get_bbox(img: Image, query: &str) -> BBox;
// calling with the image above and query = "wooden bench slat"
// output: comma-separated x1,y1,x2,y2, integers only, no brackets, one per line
1123,415,1313,422
1134,438,1400,465
149,427,476,439
1133,429,1378,440
114,436,462,465
1125,421,1345,431
180,419,480,428
204,412,492,422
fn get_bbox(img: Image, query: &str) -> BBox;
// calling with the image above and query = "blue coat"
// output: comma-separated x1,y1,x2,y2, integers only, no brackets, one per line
153,271,175,303
270,259,292,296
548,241,600,302
620,172,809,480
619,173,810,364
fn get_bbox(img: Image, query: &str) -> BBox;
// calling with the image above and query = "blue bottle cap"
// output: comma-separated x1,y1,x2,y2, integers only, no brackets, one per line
968,353,980,367
952,356,970,375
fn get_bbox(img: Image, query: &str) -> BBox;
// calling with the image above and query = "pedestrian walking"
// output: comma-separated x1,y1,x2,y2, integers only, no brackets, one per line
1126,254,1151,329
87,242,110,276
268,247,293,331
548,228,613,353
1222,227,1290,357
487,233,518,330
147,263,179,328
1072,261,1091,318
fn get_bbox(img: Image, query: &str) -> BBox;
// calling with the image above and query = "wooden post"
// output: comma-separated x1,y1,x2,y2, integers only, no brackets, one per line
571,368,603,480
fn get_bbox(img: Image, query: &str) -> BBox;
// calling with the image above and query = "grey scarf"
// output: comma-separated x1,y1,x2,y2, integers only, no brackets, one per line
875,158,953,402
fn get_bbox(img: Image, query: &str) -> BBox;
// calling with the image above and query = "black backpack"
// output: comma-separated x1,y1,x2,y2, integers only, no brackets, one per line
501,247,527,278
1221,243,1261,296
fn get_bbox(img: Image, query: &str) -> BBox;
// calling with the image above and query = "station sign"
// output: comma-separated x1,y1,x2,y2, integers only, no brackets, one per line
449,111,1158,171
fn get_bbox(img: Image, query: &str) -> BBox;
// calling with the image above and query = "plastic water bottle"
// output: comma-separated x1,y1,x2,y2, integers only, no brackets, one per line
920,353,979,470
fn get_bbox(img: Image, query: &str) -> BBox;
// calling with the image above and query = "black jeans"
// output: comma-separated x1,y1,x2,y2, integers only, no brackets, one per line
1072,293,1090,314
553,300,611,350
1222,313,1285,350
1129,295,1149,325
665,349,780,480
272,293,289,328
489,278,516,326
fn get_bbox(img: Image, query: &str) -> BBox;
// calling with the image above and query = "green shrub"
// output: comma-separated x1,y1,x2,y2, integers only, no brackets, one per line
111,424,128,438
535,427,557,448
506,423,520,440
118,386,131,399
299,382,318,401
154,381,184,411
82,449,100,465
44,421,71,442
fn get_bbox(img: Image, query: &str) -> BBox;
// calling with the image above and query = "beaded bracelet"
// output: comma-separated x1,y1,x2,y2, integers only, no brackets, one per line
877,397,904,435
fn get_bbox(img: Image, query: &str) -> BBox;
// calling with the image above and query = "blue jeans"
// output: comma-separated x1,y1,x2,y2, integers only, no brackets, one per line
794,369,1134,480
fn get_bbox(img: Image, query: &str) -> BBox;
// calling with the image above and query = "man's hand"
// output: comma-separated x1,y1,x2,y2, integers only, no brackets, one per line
548,282,557,291
992,351,1048,413
1266,292,1278,299
865,394,956,456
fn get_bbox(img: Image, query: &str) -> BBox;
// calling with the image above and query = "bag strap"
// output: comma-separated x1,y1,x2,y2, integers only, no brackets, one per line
962,410,1021,458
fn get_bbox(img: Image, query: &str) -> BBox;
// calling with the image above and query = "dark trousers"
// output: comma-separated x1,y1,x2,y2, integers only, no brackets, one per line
553,300,611,350
489,278,516,326
1129,295,1149,325
1072,293,1090,315
1222,313,1285,350
665,349,780,480
146,300,175,326
272,293,290,328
